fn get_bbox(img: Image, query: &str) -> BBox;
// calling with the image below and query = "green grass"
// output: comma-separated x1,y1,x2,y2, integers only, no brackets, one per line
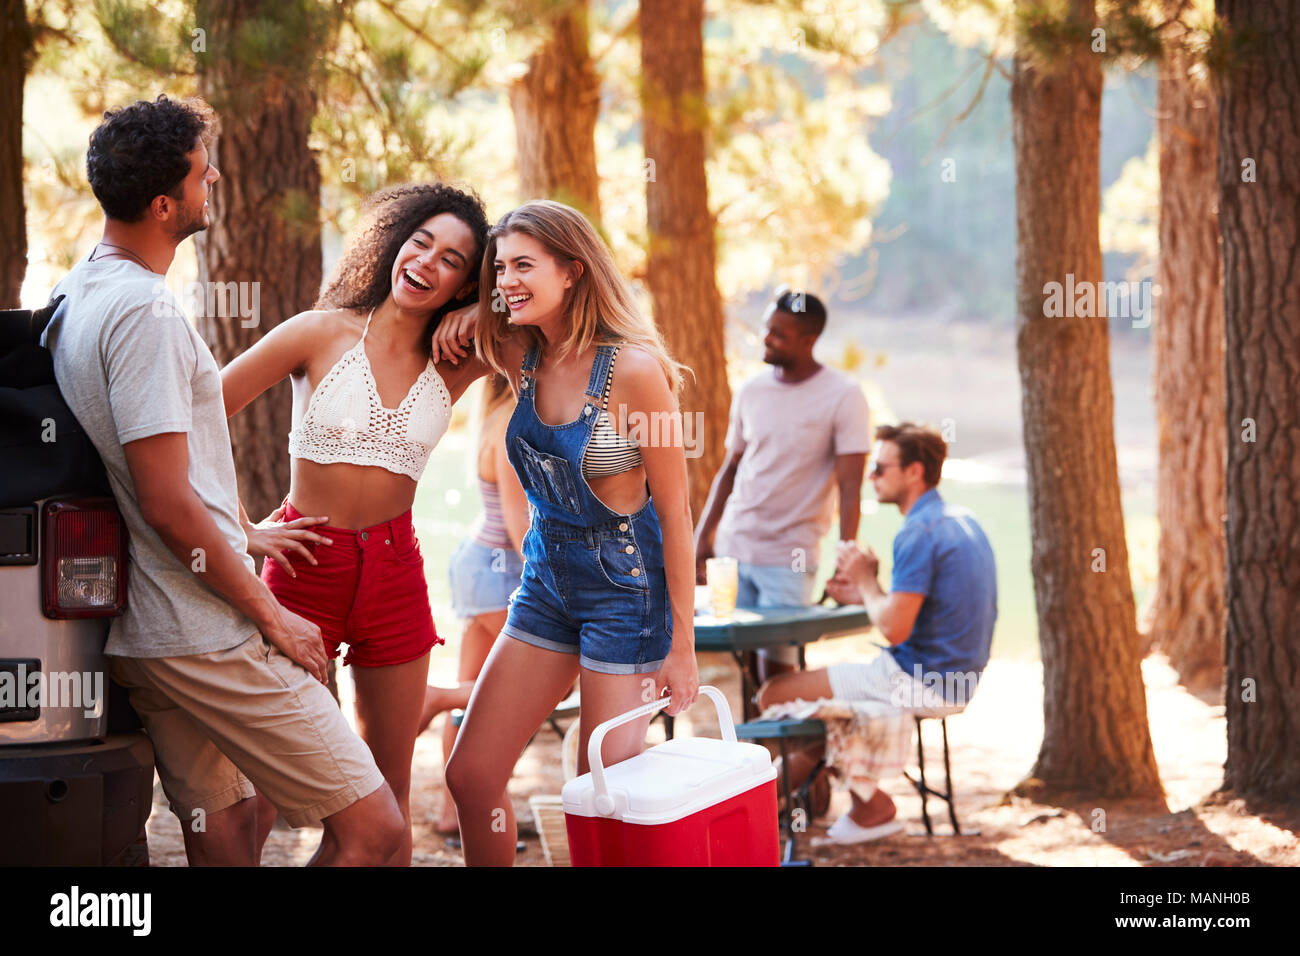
413,428,1159,663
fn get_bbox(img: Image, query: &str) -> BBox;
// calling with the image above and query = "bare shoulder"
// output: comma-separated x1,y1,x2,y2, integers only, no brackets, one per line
605,345,676,428
499,333,527,366
486,399,514,439
497,334,529,392
612,345,671,397
288,307,363,340
292,308,367,354
260,308,365,379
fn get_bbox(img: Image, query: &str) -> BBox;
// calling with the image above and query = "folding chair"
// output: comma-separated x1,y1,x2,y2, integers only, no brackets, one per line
901,715,961,835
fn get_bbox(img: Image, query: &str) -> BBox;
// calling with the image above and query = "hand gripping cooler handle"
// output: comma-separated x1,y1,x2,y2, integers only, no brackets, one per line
586,685,735,816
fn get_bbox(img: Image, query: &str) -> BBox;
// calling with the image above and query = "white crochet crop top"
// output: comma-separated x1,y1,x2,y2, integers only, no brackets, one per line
288,309,452,480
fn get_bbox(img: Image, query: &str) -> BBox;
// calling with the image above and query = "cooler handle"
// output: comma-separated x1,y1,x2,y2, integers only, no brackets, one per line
586,685,735,816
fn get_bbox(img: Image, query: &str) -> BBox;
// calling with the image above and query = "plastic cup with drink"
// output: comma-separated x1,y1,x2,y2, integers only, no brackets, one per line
705,556,739,620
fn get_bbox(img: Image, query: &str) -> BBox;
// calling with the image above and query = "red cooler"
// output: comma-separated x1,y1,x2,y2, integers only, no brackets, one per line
562,686,779,866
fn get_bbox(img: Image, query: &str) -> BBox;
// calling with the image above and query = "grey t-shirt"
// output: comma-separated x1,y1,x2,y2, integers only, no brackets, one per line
714,365,872,567
45,257,257,658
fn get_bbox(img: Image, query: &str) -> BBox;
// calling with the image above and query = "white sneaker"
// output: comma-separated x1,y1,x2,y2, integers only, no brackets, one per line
816,814,905,846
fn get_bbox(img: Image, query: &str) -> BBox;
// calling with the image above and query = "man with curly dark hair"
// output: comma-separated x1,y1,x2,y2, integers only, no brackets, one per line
85,94,217,232
44,95,405,866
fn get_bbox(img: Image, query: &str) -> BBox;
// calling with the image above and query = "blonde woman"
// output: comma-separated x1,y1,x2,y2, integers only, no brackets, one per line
431,200,699,866
417,372,529,837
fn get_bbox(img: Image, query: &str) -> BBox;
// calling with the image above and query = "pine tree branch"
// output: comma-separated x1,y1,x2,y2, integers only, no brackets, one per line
325,54,388,127
94,4,194,78
100,33,196,77
878,49,984,149
935,47,1002,150
28,22,76,48
370,0,470,72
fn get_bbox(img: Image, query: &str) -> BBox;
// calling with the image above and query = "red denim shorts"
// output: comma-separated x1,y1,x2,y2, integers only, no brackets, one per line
261,501,442,668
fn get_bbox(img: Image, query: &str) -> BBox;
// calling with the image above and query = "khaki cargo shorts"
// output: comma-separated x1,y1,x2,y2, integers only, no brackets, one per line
109,632,385,828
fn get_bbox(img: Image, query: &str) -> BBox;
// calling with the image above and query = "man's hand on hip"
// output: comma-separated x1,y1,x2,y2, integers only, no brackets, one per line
262,608,329,684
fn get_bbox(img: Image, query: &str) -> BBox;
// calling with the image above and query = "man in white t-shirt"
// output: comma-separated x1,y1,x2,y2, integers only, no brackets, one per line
695,290,870,685
44,95,402,865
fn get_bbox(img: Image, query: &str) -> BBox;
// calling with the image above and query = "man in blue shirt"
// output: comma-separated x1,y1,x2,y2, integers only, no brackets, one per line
757,421,997,843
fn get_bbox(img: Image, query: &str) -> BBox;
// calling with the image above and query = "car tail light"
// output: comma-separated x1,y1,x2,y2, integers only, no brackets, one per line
41,498,128,619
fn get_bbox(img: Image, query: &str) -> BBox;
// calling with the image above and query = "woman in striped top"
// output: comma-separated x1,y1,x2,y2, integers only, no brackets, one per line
418,372,529,836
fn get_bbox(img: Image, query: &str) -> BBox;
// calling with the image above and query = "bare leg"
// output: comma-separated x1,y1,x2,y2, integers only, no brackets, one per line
575,669,660,776
418,683,473,736
351,652,431,866
756,667,835,775
310,782,406,866
756,668,835,813
433,611,503,832
253,791,277,862
751,650,798,691
180,795,260,866
775,742,828,792
756,667,833,713
445,636,579,866
848,786,897,826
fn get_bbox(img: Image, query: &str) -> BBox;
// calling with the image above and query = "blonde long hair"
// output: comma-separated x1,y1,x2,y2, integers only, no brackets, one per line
475,200,689,395
468,372,514,484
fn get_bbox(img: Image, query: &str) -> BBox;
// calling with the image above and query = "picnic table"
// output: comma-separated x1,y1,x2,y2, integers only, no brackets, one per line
692,586,872,720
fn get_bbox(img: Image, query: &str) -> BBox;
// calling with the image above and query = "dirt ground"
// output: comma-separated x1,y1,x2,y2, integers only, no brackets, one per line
143,637,1299,867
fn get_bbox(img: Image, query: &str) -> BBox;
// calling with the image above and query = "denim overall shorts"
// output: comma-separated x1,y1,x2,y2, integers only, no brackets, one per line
500,342,673,675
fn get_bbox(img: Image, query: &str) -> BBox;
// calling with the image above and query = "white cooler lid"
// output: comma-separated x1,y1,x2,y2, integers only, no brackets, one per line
562,737,777,826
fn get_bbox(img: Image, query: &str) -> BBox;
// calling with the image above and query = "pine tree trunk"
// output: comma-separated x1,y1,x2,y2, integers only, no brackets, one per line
1217,0,1300,803
194,0,326,519
510,0,601,222
1011,0,1162,797
640,0,730,520
0,0,30,308
1149,17,1226,692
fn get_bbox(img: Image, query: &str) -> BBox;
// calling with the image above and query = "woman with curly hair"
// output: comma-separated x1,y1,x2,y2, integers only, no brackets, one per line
220,183,489,865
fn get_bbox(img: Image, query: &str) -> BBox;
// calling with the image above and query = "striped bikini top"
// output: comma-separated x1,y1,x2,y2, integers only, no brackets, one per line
581,345,641,479
288,309,452,481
